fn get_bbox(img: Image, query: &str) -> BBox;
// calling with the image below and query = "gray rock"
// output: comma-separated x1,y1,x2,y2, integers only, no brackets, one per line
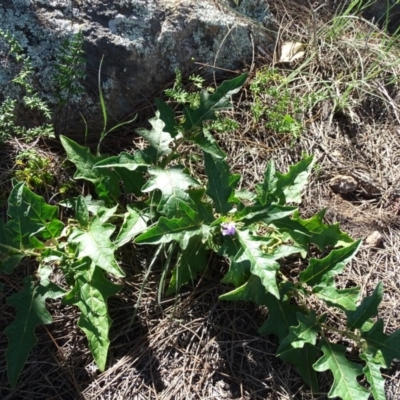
361,0,400,34
0,0,274,139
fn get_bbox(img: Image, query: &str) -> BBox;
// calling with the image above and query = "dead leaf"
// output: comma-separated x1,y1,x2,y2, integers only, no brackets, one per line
279,42,306,63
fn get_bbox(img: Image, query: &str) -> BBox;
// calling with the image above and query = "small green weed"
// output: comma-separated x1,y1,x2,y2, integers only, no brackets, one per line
54,30,86,107
250,67,304,137
164,68,214,109
207,116,240,133
14,149,55,191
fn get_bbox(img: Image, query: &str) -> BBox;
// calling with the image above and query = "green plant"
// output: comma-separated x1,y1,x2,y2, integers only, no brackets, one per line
164,68,214,109
0,29,54,143
14,149,55,191
53,30,86,134
250,67,304,137
54,30,86,107
0,72,399,400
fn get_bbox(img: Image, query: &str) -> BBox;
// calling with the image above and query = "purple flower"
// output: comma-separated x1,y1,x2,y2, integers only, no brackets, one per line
221,222,236,236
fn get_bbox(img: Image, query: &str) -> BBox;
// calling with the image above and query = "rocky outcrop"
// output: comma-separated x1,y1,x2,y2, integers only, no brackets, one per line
0,0,274,138
361,0,400,33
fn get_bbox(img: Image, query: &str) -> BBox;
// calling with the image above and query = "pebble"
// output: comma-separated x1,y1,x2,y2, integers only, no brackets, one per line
329,175,358,194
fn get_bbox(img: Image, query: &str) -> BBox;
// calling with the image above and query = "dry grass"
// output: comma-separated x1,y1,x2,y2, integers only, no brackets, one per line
1,1,400,399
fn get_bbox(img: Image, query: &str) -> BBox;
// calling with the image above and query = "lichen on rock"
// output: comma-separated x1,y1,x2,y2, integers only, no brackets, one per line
0,0,275,137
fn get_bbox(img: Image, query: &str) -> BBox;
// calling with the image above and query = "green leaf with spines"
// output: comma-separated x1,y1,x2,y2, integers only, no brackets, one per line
135,212,206,246
272,210,354,251
204,152,240,215
0,220,24,274
115,167,147,196
60,135,103,182
234,230,302,299
360,351,386,400
219,236,251,287
189,128,226,159
5,182,64,247
115,205,149,248
258,293,304,341
277,312,322,390
346,282,383,330
141,166,202,218
63,259,121,372
361,318,400,367
313,284,361,311
235,188,256,202
94,150,149,195
279,344,320,392
292,209,354,250
182,73,247,131
236,203,297,226
265,156,314,204
93,204,118,225
5,264,65,387
94,150,150,171
60,195,89,228
60,135,121,200
237,233,279,298
155,97,178,137
68,215,125,278
167,233,208,294
300,240,362,287
313,340,370,400
219,274,270,305
136,111,173,163
0,253,24,274
255,160,278,205
278,311,320,351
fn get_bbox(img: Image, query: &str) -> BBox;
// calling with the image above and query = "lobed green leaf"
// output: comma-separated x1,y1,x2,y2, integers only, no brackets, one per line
63,260,121,371
204,152,240,215
5,264,65,387
360,351,386,400
346,282,383,330
300,240,361,287
167,233,208,294
313,340,370,400
189,128,226,159
258,293,304,341
277,312,322,391
219,236,251,287
136,111,173,163
361,318,400,367
313,285,361,311
60,135,121,200
234,230,280,298
219,274,270,305
0,220,24,274
142,166,202,218
182,73,247,131
68,215,125,278
278,312,320,351
155,97,178,137
94,150,150,171
115,205,149,248
279,343,320,392
257,156,314,204
135,212,205,245
255,160,278,205
6,182,64,247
